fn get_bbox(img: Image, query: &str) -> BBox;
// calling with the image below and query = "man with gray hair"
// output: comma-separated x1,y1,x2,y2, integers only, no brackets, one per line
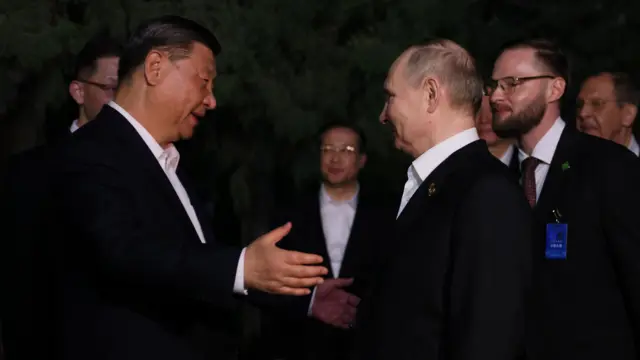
352,39,532,360
576,71,639,155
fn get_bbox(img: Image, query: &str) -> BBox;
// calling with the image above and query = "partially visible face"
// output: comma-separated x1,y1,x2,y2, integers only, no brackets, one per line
160,42,217,142
379,52,425,155
490,48,550,139
475,95,502,145
576,74,626,142
320,127,366,186
75,56,119,121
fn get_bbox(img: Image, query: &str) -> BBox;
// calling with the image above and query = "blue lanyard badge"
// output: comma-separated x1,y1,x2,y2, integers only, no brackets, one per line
545,222,568,260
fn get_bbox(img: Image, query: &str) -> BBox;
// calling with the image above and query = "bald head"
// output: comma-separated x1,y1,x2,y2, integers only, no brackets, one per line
399,39,483,116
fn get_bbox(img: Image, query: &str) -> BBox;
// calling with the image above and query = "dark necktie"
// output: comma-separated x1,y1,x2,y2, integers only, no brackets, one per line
522,157,541,207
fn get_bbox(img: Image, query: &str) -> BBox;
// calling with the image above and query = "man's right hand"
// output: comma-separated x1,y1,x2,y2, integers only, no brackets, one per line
311,278,361,329
244,222,328,296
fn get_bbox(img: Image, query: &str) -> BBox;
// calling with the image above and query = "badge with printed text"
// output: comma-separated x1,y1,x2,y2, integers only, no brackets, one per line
545,223,568,259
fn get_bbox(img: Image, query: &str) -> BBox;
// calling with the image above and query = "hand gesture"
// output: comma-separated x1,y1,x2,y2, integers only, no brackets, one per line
244,222,328,296
311,278,361,329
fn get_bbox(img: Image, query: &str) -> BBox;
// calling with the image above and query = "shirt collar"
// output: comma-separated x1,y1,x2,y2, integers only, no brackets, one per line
628,135,640,157
107,101,180,172
499,144,515,166
320,183,359,209
411,127,480,182
518,117,565,165
69,119,80,133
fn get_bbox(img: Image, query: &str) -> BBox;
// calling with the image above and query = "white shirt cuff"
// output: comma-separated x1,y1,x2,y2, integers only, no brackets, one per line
233,247,248,295
307,286,317,316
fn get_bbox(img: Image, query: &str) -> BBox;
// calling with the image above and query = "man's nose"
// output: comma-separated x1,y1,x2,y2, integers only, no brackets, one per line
577,103,592,120
203,93,217,110
379,103,388,124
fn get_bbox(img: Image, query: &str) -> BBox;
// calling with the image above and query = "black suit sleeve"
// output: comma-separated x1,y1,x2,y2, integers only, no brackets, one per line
600,152,640,350
54,159,242,309
448,174,532,360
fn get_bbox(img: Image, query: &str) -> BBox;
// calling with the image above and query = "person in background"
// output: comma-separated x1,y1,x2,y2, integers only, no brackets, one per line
257,122,395,360
0,32,121,360
67,32,120,132
489,38,640,360
475,93,517,168
576,71,639,156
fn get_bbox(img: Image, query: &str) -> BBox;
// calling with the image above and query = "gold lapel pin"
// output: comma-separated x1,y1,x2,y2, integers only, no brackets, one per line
428,183,436,196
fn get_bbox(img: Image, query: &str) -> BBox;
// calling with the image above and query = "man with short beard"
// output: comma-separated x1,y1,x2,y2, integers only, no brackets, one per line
488,38,640,360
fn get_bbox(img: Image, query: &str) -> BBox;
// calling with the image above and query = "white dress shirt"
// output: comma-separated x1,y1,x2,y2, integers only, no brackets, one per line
308,184,359,314
319,184,358,277
517,117,565,202
397,127,480,217
108,101,247,295
499,144,515,166
628,135,639,157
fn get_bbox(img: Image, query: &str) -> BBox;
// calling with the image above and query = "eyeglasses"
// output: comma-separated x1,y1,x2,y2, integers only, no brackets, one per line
484,75,556,96
77,79,118,93
320,145,357,155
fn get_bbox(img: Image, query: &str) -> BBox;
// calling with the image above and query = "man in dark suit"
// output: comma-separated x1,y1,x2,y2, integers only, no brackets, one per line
352,39,533,360
45,16,328,360
488,38,640,360
256,123,395,360
0,33,122,360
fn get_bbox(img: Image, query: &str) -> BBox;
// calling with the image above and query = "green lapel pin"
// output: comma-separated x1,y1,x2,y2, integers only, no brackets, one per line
561,161,570,171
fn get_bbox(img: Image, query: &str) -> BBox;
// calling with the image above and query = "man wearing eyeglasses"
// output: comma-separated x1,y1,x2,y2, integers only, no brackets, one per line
255,122,395,360
1,32,121,360
489,39,640,360
67,33,121,133
576,72,639,156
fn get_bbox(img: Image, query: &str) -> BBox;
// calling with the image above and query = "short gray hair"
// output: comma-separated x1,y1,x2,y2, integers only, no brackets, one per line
404,39,483,116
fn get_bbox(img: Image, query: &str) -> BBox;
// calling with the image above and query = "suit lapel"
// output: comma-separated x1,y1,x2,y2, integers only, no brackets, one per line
308,195,334,278
508,146,520,176
177,166,216,243
103,107,203,243
339,196,368,278
395,176,434,231
396,140,486,230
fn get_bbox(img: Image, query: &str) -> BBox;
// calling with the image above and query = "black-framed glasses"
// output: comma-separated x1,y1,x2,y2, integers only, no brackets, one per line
484,75,556,96
76,79,118,92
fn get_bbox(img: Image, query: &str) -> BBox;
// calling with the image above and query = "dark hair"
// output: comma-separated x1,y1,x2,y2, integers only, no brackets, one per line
318,121,367,154
598,72,640,107
499,38,570,85
118,15,222,83
74,31,122,79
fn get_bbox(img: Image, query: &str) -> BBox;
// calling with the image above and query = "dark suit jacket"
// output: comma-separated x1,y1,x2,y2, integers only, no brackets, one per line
525,128,640,360
353,140,533,360
254,185,395,360
46,106,243,360
1,122,72,360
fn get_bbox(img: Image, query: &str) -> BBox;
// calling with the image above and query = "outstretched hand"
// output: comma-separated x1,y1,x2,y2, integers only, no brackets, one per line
244,222,328,296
